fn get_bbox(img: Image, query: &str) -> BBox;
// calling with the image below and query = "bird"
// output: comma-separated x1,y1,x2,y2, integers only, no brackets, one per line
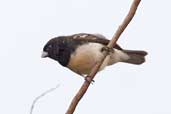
42,33,147,78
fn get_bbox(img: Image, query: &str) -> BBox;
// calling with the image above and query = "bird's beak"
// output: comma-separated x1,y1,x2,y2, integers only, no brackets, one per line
41,51,48,58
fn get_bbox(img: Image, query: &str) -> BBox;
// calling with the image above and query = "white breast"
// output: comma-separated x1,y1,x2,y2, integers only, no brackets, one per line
67,43,129,76
67,43,106,75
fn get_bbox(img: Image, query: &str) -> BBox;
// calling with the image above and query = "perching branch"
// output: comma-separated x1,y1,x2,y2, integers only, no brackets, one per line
65,0,141,114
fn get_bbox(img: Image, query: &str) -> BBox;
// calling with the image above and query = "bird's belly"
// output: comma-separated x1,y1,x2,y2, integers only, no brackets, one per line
67,43,107,75
67,54,96,75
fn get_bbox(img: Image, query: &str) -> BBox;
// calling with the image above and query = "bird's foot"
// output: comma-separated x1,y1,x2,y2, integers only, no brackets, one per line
101,46,114,54
84,76,95,84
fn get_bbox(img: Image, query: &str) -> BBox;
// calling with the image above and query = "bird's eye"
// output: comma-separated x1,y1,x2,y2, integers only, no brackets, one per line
45,45,52,51
48,45,52,48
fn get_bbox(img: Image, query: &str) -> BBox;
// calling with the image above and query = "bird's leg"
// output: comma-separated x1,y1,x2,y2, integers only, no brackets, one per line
101,46,114,54
84,76,95,84
79,73,94,84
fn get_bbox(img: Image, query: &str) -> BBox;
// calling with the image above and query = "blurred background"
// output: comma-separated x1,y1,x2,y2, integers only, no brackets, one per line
0,0,171,114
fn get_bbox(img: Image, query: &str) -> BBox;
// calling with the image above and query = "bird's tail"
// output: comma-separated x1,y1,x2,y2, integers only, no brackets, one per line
122,50,148,65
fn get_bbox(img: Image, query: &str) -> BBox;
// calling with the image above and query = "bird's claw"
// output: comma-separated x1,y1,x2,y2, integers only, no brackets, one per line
101,46,114,54
84,76,95,84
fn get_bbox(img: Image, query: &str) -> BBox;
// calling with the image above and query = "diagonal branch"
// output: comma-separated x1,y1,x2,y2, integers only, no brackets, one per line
65,0,141,114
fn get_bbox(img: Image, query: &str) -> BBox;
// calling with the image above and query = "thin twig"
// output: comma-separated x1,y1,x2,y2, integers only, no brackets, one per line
65,0,141,114
30,84,60,114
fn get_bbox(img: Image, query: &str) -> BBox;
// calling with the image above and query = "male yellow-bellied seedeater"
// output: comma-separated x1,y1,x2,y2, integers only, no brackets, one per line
42,33,147,77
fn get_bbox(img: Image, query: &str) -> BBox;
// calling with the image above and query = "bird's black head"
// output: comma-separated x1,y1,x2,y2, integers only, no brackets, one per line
42,38,60,61
42,36,73,66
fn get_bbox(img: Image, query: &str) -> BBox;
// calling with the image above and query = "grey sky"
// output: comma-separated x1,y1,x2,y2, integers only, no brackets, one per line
0,0,171,114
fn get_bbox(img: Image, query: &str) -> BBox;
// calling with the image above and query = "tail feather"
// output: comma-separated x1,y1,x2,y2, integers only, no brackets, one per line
122,50,147,65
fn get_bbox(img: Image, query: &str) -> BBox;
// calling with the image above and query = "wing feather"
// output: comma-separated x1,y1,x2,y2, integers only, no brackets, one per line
70,33,122,50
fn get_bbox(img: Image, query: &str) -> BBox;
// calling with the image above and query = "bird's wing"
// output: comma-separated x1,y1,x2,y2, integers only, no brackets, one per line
70,33,123,50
